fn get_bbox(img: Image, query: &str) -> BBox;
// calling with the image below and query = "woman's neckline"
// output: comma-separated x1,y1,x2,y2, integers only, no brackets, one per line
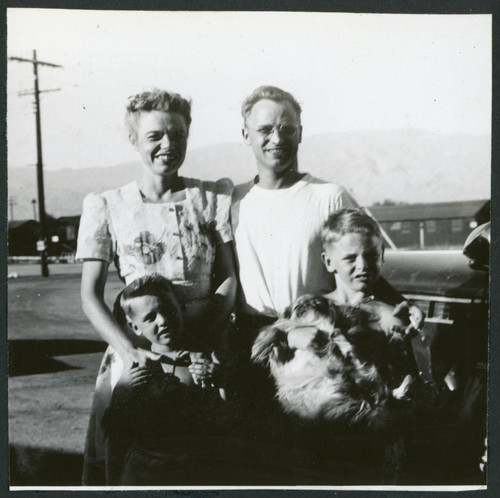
134,178,188,204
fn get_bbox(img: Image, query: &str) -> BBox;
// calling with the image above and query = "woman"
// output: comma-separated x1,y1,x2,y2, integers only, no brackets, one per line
75,89,236,484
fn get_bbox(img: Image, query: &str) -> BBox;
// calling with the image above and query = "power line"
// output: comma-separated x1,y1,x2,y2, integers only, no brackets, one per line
8,50,63,278
19,88,61,97
8,56,62,68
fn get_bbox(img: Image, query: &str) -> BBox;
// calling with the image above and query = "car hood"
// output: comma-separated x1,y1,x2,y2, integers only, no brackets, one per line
382,250,488,299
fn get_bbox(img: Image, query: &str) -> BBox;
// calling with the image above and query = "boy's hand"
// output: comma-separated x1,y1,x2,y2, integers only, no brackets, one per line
393,300,425,337
189,352,219,388
392,374,415,401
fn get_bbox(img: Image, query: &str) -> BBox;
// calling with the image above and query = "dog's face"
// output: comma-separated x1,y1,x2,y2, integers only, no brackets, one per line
251,294,411,428
252,295,341,367
252,294,392,375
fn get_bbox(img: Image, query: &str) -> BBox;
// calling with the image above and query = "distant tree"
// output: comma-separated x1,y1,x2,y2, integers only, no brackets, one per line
372,199,407,206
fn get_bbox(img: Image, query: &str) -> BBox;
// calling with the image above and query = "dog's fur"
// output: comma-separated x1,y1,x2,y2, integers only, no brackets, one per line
251,295,413,429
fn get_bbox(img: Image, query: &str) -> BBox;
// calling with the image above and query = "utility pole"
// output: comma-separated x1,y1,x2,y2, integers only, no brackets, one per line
31,199,38,220
9,50,62,277
8,197,17,221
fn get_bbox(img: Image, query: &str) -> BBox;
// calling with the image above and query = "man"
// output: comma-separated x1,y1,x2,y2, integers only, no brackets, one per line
232,85,422,330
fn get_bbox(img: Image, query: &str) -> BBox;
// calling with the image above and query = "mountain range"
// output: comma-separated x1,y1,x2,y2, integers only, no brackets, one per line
7,129,490,220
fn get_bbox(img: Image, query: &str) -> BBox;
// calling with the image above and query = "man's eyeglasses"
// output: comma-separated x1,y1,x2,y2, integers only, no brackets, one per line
249,124,299,139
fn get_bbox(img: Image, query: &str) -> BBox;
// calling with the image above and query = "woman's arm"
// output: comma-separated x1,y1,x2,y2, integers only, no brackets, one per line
210,241,237,348
197,241,237,353
81,260,155,366
188,241,237,389
213,241,237,315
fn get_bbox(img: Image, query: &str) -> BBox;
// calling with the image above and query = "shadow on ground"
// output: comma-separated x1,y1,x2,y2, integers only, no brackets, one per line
9,339,107,376
10,445,83,487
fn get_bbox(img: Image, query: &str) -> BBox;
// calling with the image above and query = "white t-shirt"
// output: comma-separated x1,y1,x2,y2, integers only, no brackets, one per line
233,174,358,317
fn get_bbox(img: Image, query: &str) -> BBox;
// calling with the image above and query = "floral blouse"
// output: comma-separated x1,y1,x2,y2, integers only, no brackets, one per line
76,178,234,321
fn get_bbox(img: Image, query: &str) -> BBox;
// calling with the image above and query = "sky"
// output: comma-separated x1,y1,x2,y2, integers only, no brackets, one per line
7,9,491,171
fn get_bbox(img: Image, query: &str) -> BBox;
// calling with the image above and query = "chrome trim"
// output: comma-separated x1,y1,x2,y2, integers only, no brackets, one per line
424,317,454,325
404,294,475,304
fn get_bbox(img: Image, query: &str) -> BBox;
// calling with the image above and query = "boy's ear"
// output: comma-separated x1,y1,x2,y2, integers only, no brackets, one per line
127,320,142,336
321,252,336,273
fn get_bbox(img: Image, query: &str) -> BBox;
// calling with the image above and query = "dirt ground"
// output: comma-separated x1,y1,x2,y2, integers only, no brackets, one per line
8,263,123,486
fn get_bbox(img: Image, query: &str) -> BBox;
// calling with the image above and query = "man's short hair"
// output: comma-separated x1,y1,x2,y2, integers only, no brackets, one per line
321,208,382,248
113,274,180,326
125,89,192,143
241,85,302,124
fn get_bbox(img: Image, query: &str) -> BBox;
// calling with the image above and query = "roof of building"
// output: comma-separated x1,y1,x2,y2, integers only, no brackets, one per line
368,199,489,222
8,215,78,229
58,215,80,224
8,220,38,229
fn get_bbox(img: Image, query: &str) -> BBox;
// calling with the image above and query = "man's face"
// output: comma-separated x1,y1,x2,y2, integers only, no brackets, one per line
242,99,302,175
322,233,384,295
125,292,184,351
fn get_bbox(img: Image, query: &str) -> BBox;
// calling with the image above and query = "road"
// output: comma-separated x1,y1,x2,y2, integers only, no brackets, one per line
8,263,123,486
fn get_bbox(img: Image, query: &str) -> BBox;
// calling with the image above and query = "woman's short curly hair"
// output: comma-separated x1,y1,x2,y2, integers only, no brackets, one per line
125,89,192,142
241,85,302,124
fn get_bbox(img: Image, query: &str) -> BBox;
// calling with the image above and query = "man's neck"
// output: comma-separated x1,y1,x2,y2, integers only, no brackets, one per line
256,166,304,190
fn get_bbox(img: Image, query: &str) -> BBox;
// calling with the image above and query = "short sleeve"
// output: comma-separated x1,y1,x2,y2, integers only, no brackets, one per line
75,192,115,263
331,187,359,212
214,178,234,244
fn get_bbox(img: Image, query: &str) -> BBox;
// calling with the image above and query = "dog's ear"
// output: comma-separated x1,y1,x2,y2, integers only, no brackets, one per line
251,324,291,365
334,304,370,341
282,304,293,319
251,326,280,365
291,294,330,321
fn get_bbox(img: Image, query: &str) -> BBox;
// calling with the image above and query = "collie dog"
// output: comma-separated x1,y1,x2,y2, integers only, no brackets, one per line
251,295,414,429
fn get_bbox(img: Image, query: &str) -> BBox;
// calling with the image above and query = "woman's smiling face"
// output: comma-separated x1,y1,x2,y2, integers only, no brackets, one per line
132,110,189,177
